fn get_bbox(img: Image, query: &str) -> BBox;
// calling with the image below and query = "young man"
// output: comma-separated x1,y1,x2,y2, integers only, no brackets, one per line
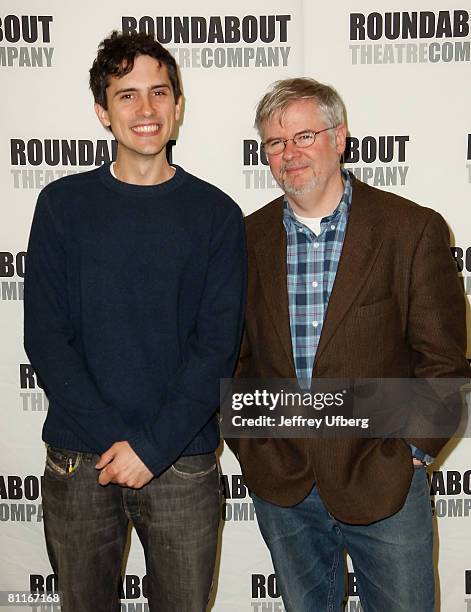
228,78,470,611
24,31,245,611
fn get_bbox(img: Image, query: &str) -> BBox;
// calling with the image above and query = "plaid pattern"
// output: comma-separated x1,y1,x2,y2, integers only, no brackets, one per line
409,443,434,465
283,170,352,386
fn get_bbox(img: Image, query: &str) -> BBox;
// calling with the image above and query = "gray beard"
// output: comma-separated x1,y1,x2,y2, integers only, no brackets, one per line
278,176,319,197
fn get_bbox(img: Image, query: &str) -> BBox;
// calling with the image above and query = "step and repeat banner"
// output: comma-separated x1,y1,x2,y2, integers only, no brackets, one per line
1,1,470,610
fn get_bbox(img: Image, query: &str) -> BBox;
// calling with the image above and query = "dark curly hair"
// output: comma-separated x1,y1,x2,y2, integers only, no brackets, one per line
89,31,182,109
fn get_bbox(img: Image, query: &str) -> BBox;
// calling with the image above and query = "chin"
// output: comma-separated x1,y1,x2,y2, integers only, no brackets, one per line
132,145,165,157
283,178,319,197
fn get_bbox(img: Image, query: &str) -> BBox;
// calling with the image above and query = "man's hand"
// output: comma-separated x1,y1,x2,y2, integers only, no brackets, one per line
412,458,424,467
96,441,154,488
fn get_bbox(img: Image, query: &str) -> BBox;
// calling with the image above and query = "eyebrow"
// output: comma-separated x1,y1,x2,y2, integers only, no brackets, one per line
112,84,171,98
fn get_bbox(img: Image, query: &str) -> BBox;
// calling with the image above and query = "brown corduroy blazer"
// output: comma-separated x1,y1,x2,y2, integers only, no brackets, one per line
227,174,470,524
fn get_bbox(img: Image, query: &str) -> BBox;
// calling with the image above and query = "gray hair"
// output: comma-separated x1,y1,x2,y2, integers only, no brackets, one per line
254,77,347,137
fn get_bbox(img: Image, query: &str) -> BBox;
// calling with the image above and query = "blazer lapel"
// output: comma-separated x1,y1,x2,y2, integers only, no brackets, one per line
249,179,384,375
314,179,384,366
252,198,296,375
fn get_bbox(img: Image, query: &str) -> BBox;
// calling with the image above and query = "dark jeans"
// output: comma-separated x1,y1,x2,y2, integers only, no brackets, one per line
252,467,434,612
42,446,221,612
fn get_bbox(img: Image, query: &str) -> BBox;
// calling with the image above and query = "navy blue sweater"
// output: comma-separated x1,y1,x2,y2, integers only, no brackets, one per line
24,164,246,476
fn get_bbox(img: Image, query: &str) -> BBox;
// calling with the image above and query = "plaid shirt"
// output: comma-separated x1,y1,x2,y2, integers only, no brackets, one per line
283,170,352,386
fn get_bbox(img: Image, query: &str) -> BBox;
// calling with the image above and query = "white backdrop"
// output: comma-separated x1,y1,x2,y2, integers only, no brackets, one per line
1,1,470,610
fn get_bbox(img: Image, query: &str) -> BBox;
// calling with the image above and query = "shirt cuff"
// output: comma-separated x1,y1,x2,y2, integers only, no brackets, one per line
409,444,435,466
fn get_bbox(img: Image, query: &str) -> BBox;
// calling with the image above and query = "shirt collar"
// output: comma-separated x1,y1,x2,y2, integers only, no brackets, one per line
283,169,352,229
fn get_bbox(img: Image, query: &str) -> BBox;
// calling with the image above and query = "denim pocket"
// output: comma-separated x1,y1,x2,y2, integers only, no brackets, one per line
170,453,217,480
45,446,82,478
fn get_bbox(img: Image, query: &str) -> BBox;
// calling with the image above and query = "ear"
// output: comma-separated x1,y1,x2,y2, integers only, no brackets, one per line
94,103,111,129
334,123,347,156
174,95,183,122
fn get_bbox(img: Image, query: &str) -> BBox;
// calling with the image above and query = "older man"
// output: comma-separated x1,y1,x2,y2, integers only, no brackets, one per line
228,78,469,611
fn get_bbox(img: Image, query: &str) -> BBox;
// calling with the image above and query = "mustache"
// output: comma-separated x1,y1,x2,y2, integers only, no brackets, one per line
280,163,311,173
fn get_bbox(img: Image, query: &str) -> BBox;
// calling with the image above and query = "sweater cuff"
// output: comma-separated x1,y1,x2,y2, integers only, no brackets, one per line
127,431,162,477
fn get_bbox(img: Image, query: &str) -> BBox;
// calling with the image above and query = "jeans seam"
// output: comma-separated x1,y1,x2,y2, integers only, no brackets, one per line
326,548,339,612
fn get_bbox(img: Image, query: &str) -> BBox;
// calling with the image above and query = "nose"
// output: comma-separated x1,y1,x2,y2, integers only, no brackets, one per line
138,93,154,117
281,138,299,160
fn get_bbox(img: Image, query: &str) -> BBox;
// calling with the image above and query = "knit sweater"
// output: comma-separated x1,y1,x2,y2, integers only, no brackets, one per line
24,164,246,476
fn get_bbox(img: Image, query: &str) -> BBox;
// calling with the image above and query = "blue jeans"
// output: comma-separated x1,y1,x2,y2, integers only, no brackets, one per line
252,467,434,612
42,446,221,612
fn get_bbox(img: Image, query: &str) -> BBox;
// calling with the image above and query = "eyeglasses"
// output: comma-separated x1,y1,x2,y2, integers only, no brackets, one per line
261,126,337,156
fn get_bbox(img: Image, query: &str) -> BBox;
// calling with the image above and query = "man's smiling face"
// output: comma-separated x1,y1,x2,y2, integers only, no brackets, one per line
95,54,182,164
261,99,345,198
